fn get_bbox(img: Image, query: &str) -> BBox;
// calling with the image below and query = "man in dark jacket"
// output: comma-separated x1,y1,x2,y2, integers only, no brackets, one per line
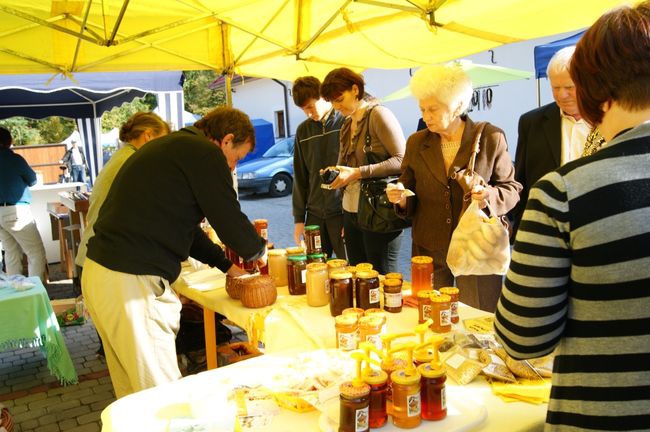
82,107,266,398
291,76,346,259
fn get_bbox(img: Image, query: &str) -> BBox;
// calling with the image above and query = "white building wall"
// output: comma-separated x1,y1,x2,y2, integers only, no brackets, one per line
232,31,575,157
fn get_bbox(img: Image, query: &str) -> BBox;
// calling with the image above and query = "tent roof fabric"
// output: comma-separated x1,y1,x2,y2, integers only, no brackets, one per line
533,31,585,79
0,71,182,119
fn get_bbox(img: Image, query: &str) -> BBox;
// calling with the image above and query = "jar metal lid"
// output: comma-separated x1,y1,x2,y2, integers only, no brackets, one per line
304,225,320,231
411,255,433,264
330,271,353,280
287,255,307,261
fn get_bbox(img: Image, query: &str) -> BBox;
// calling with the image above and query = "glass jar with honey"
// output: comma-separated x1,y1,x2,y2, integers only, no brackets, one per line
327,258,348,276
335,314,358,351
383,278,403,313
391,368,422,428
304,225,322,255
356,270,380,310
358,316,384,350
339,381,370,432
411,256,434,296
253,219,268,241
439,287,459,324
306,263,329,307
418,363,447,421
429,294,452,333
330,271,354,316
287,255,307,295
417,290,435,323
268,249,288,286
363,369,388,429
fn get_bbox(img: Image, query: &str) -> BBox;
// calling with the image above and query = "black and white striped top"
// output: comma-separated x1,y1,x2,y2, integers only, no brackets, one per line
495,122,650,432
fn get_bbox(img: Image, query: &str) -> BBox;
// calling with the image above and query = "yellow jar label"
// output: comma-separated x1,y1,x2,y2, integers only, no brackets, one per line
407,392,421,417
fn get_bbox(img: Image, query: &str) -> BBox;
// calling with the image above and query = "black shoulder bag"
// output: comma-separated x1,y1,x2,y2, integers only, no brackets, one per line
356,107,410,233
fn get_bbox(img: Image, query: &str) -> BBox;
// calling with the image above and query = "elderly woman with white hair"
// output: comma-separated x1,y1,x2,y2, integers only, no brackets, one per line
387,64,521,311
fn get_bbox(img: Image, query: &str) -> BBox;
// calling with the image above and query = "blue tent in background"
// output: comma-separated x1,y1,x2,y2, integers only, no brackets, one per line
533,31,585,106
0,71,183,181
533,31,585,79
239,118,275,165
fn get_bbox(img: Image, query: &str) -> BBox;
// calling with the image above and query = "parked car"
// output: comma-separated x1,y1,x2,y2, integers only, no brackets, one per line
237,136,294,197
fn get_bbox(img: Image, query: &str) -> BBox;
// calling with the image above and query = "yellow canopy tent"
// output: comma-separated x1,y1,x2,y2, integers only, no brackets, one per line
0,0,629,83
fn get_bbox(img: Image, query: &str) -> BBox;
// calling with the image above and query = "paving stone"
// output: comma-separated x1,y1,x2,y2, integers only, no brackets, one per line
28,395,61,410
56,405,91,421
13,407,46,423
14,391,47,405
66,423,101,432
76,410,102,425
19,419,39,430
60,387,93,401
58,418,79,430
91,383,113,394
90,397,114,412
47,398,80,414
80,391,114,405
38,413,59,426
36,424,61,432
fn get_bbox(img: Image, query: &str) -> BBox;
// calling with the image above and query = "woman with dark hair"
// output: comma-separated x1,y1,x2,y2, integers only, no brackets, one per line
495,2,650,430
321,68,406,274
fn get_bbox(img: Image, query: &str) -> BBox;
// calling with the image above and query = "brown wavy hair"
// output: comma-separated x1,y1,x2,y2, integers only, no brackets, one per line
119,112,170,142
292,76,321,107
570,2,650,125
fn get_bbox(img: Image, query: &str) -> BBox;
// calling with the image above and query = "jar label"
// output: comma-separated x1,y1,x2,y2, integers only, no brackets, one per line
440,308,451,326
407,392,421,417
355,406,369,432
385,292,402,307
325,279,330,295
365,333,382,351
369,288,380,304
338,331,357,351
422,304,431,320
314,235,321,250
450,301,458,318
260,228,268,240
301,269,307,283
441,386,447,410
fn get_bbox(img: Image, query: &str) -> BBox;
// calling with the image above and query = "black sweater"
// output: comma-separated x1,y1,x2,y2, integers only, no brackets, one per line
87,127,265,282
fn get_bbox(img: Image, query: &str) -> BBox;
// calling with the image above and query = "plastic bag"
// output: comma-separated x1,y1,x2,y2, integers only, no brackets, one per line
446,200,510,276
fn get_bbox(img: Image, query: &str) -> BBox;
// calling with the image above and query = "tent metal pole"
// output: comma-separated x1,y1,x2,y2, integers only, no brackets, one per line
536,79,541,107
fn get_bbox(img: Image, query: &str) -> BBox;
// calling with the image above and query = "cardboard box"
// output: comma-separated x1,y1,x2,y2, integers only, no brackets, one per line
50,296,86,326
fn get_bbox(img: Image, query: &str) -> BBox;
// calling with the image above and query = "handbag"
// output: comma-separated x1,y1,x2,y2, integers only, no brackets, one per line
451,122,512,235
356,107,410,233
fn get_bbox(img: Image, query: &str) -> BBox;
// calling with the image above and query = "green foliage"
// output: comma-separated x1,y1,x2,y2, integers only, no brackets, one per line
100,95,157,132
36,117,76,143
183,70,226,116
0,117,42,146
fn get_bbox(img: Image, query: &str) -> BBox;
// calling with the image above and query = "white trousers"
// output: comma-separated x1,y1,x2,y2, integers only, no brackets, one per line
82,258,182,398
0,204,47,281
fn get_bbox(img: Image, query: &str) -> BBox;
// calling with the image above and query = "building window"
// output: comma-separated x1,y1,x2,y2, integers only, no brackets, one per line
275,110,286,138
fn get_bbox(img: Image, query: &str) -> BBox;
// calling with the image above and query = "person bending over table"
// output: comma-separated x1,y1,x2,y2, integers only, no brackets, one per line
83,107,266,398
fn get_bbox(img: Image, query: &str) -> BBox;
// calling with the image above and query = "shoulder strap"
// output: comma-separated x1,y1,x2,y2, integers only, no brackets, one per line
363,106,379,165
467,121,487,173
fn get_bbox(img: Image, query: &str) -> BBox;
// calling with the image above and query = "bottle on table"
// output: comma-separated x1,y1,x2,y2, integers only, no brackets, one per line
383,278,403,313
439,287,459,324
411,256,433,296
287,255,307,295
330,271,354,316
355,270,380,310
339,380,370,432
268,249,288,286
306,262,329,307
429,294,452,333
304,224,322,255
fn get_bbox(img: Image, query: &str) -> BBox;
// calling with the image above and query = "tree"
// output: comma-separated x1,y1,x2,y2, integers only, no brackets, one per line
100,94,157,132
0,117,42,145
36,117,76,143
183,70,226,116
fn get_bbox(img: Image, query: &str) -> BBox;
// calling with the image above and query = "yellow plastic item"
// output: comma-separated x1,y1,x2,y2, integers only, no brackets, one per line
272,391,317,412
416,335,446,378
358,342,389,385
414,319,433,344
389,342,420,385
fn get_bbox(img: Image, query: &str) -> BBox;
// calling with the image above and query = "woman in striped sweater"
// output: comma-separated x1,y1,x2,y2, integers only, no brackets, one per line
495,2,650,431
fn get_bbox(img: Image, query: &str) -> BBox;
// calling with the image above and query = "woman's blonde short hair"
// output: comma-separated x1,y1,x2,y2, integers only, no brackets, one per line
409,64,473,114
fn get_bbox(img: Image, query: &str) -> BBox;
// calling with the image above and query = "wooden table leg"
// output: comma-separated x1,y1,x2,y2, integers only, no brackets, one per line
203,306,218,369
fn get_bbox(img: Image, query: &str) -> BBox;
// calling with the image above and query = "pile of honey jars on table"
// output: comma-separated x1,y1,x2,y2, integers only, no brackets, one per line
338,331,448,431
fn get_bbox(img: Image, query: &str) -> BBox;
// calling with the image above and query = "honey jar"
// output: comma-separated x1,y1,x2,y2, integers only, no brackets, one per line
306,263,329,307
304,225,322,255
268,248,288,286
286,246,305,257
391,369,422,428
356,270,380,310
429,294,451,333
287,255,307,295
417,290,435,323
356,262,374,272
439,287,459,324
330,271,354,316
253,219,268,241
335,314,358,351
411,256,433,296
327,258,348,276
342,307,365,320
383,278,403,313
358,316,384,350
339,381,370,432
384,272,403,281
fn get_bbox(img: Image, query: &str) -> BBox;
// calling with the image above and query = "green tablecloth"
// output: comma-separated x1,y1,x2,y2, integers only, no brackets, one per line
0,277,78,385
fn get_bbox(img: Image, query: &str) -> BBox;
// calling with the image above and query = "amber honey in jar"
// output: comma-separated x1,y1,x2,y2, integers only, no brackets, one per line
364,369,388,429
287,255,307,295
253,219,268,241
335,314,358,351
411,256,434,296
383,278,403,313
304,225,322,255
358,316,384,350
268,249,288,286
418,363,447,421
439,287,459,324
391,369,422,428
429,294,452,333
330,271,354,316
339,381,370,432
417,290,435,323
306,263,329,307
356,270,380,310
